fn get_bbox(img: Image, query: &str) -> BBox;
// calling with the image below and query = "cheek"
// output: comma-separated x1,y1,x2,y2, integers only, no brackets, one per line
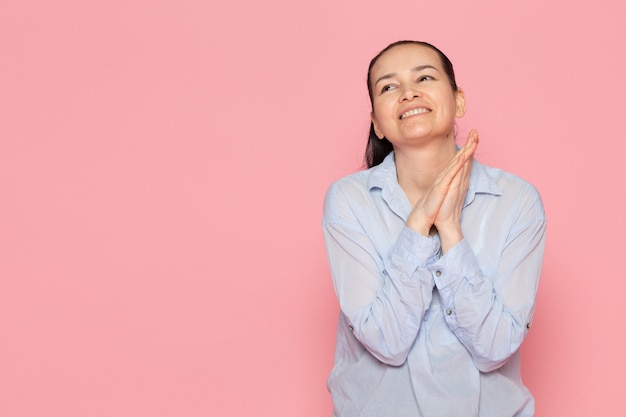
440,95,459,118
374,104,396,125
371,100,385,115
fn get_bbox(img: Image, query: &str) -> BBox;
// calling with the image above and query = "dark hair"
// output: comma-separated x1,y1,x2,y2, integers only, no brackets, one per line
364,40,458,168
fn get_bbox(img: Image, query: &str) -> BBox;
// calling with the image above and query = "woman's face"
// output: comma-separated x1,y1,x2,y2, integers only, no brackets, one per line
369,44,465,148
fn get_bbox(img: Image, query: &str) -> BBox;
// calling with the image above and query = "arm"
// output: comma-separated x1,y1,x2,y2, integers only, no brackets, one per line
405,130,545,371
323,185,439,366
434,188,546,372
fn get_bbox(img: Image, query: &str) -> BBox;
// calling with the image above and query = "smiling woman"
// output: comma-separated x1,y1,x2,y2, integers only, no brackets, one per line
322,41,546,417
365,41,460,169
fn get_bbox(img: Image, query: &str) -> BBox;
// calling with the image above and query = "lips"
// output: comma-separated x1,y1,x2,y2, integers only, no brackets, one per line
400,107,431,119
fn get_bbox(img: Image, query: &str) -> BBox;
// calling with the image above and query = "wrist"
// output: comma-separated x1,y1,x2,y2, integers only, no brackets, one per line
406,218,432,237
437,225,463,254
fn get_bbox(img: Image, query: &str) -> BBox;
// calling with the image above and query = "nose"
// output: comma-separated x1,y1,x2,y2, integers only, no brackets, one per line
400,85,421,101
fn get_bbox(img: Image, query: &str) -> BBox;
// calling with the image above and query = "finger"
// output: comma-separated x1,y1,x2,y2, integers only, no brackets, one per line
447,130,478,173
446,141,475,197
457,130,479,160
444,131,477,175
432,130,479,193
435,156,465,189
440,138,476,184
462,130,478,175
456,151,474,188
461,129,479,150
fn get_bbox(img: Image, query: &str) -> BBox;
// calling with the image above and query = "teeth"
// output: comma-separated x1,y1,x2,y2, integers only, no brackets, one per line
401,108,430,119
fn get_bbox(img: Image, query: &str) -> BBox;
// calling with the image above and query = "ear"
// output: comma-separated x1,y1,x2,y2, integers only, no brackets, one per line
370,113,385,139
455,88,466,118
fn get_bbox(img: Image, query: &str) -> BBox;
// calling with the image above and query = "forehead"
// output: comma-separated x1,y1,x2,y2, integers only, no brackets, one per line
371,44,442,76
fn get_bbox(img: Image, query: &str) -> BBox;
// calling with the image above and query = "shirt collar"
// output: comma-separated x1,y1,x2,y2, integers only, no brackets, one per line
367,151,502,207
465,156,502,205
367,152,411,219
367,152,398,191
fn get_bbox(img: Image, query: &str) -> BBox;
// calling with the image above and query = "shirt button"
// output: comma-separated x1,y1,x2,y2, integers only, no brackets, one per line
348,325,354,332
435,270,442,277
526,322,531,329
445,309,452,316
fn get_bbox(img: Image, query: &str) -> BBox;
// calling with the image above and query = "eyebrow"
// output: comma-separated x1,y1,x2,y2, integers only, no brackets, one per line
374,65,439,86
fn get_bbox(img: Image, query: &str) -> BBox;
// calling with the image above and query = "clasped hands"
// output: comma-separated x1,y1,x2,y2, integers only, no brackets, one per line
406,130,479,254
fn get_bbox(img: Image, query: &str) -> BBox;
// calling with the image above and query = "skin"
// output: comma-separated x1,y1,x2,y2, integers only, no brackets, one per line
369,44,479,254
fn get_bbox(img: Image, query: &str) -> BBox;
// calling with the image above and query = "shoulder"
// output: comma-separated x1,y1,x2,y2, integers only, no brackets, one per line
323,169,372,224
325,153,397,205
475,161,545,220
325,169,370,199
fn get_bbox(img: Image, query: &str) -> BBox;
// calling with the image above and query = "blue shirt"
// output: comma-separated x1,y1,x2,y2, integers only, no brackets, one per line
322,152,546,417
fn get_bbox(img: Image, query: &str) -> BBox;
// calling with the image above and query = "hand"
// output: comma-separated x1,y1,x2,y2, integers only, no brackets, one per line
405,130,479,247
435,130,479,252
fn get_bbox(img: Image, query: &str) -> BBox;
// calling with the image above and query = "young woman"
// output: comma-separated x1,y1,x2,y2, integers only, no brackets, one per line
322,41,546,417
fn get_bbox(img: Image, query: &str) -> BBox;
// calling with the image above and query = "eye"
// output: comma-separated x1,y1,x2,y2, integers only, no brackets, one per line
380,84,397,94
418,75,434,82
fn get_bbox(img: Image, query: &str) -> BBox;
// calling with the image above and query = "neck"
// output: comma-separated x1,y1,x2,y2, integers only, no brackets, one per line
394,138,457,205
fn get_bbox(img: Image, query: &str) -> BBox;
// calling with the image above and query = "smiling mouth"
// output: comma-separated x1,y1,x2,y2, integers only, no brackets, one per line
400,108,430,119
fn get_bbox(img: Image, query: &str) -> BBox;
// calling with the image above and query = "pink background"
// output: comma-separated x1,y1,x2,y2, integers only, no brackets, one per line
1,0,624,416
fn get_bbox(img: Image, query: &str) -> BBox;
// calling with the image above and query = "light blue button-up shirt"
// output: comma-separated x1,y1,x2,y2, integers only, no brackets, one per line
322,152,546,417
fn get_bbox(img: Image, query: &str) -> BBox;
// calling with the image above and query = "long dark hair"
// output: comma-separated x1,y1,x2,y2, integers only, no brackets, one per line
364,41,459,168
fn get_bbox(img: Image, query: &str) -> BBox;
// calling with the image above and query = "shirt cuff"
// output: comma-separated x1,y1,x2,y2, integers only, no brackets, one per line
390,226,441,271
431,239,481,289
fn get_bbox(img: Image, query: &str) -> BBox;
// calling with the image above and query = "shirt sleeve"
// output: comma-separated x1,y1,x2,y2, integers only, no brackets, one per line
322,184,439,366
431,187,546,372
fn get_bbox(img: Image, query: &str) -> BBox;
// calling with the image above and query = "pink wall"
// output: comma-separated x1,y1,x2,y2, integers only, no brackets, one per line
1,0,624,416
